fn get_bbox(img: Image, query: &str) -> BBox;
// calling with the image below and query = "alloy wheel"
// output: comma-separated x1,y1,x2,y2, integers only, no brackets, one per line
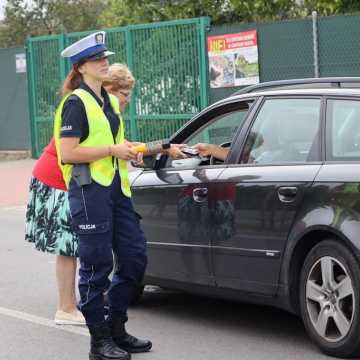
306,256,355,342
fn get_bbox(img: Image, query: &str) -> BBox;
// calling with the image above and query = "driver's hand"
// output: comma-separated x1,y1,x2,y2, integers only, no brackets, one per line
192,143,215,157
167,144,187,159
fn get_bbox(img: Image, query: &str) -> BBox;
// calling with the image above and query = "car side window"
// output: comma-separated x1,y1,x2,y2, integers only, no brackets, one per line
165,101,253,168
326,99,360,161
240,98,321,164
186,105,251,147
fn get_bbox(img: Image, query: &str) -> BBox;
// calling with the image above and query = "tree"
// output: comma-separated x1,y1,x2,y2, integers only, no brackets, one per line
98,0,304,27
98,0,225,27
228,0,301,22
0,0,105,47
1,0,360,48
300,0,360,17
0,0,34,47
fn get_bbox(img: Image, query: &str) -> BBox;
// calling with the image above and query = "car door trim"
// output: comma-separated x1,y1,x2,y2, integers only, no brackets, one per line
211,246,280,258
148,242,280,258
147,242,211,248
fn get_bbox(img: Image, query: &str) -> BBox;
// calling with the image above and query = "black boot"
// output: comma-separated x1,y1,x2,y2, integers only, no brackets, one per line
88,322,131,360
110,317,152,353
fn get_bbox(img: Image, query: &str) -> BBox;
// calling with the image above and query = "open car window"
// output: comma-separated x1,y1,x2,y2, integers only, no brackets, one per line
186,109,247,147
165,100,253,169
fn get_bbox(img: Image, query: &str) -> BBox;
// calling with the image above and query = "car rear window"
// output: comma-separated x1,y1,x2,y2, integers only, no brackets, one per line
326,99,360,161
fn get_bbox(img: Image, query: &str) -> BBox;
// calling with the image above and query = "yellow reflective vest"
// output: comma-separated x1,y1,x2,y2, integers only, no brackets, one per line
54,88,131,197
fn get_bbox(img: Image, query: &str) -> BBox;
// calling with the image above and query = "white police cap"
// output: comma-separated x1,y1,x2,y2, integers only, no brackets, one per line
61,31,114,65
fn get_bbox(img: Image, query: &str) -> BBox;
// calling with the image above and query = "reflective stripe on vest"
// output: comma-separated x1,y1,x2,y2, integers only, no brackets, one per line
53,88,131,197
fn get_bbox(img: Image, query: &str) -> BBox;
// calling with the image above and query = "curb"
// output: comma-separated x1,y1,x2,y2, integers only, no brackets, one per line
0,150,31,161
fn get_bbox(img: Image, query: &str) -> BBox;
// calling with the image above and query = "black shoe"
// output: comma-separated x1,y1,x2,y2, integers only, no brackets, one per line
114,332,152,354
88,322,131,360
110,318,152,353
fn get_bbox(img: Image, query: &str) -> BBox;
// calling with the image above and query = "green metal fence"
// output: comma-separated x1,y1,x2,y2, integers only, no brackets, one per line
209,19,314,103
26,17,210,158
317,14,360,76
27,14,360,158
26,36,64,157
209,14,360,104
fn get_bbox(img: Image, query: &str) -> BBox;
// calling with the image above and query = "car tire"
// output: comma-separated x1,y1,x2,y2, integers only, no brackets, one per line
299,239,360,358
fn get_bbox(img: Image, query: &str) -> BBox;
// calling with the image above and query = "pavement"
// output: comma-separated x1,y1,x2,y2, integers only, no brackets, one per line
0,158,138,208
0,150,31,162
0,159,36,207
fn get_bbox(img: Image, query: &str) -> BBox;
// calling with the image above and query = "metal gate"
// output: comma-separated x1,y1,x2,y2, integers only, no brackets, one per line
26,17,210,158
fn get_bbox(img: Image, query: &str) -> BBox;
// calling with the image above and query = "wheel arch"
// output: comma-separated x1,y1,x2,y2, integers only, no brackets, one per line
284,227,358,314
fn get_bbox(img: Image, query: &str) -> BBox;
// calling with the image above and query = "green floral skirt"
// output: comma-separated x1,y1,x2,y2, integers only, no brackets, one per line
25,177,79,257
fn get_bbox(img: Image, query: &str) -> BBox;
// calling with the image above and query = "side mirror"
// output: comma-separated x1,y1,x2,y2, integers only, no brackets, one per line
131,154,158,170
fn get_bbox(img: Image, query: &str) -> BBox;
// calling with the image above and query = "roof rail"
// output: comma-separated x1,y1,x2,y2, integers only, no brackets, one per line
232,77,360,95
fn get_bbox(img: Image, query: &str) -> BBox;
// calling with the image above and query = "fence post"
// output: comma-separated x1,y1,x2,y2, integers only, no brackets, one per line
59,33,67,81
198,17,211,110
312,11,319,78
25,37,38,158
125,27,137,141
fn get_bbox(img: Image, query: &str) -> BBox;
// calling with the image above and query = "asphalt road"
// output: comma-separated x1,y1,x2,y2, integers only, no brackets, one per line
0,159,334,360
0,205,335,360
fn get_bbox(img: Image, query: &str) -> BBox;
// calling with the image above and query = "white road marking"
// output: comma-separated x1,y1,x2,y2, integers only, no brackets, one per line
0,306,89,336
1,206,26,212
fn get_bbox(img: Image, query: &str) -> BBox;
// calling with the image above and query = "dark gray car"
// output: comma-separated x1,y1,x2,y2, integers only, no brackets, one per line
129,78,360,358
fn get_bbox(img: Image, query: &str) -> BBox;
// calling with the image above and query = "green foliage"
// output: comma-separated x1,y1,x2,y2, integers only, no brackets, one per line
0,0,34,47
98,0,302,26
131,26,202,115
1,0,360,48
0,0,105,47
98,0,225,27
301,0,360,17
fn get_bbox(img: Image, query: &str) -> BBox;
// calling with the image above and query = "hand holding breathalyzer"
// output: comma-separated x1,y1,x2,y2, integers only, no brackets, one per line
110,143,138,161
131,141,187,160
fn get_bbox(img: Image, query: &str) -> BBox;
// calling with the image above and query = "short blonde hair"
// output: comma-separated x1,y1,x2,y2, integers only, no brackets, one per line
103,63,135,91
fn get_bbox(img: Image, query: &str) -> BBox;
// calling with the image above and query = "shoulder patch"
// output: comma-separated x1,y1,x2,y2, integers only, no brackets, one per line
61,125,73,131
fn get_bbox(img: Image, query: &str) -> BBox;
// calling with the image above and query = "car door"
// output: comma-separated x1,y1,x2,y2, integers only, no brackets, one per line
131,99,256,286
210,97,324,295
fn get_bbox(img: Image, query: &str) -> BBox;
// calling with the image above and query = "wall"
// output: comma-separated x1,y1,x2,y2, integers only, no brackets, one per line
0,46,30,150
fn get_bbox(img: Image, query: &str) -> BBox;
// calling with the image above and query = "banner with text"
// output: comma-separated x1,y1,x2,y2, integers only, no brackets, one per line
208,30,259,88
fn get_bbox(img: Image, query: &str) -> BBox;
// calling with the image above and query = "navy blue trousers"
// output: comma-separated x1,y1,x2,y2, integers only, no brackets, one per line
68,172,147,325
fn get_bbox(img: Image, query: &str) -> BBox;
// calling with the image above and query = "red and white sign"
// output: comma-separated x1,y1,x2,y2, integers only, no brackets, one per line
208,30,259,88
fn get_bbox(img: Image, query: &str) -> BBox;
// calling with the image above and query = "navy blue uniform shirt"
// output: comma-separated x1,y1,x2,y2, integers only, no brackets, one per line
60,82,119,142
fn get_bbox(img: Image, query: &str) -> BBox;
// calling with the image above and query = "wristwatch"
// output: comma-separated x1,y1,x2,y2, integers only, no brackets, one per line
161,139,171,150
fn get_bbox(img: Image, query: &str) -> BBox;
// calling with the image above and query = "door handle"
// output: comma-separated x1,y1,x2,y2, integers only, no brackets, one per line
278,186,298,202
193,187,208,203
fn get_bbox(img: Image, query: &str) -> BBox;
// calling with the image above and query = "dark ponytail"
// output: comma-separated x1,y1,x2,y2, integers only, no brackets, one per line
60,64,83,97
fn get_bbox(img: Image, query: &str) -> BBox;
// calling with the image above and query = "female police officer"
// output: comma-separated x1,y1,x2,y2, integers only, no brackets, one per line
54,32,152,360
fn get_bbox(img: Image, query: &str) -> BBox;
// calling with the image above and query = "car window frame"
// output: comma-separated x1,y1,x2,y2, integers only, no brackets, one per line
154,96,261,170
324,95,360,164
228,95,326,166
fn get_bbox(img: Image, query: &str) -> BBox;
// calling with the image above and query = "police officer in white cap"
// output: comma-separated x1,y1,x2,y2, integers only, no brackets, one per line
54,31,152,360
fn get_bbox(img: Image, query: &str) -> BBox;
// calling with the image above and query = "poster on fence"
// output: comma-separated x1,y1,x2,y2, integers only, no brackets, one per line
208,30,259,88
15,53,26,73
